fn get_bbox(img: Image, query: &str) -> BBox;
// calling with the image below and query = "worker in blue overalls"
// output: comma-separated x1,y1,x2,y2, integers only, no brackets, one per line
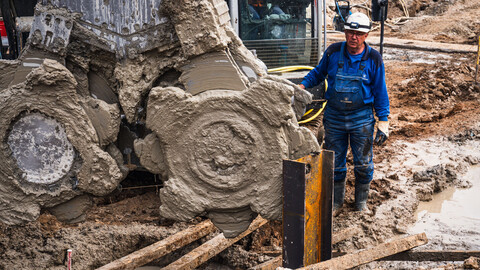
299,12,390,212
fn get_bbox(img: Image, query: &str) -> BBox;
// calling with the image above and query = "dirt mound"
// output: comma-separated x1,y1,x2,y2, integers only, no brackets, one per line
394,0,480,44
397,63,477,114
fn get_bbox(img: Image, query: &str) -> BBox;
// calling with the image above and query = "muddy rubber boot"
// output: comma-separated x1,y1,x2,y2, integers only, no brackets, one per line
333,180,346,211
355,183,370,211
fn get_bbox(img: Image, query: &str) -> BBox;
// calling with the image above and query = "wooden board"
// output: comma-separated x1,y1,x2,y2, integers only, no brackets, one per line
378,250,480,262
292,233,428,270
96,220,216,270
328,33,478,54
251,227,360,270
162,216,268,270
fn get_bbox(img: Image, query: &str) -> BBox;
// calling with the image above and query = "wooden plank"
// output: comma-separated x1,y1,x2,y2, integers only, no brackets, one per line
331,227,361,245
162,216,268,270
333,250,480,261
251,227,360,270
289,233,428,270
378,250,480,262
251,256,282,270
96,220,216,270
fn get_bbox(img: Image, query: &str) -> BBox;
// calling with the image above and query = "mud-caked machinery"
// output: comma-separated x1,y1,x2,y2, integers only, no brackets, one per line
0,0,320,237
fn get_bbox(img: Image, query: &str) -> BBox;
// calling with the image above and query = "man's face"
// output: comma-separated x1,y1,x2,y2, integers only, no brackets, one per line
345,30,368,51
249,0,264,7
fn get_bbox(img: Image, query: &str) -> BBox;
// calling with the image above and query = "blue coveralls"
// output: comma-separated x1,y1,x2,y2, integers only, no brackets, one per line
301,42,389,185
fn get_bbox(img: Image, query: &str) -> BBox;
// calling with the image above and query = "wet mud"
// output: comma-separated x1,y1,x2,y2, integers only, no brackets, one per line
1,0,480,268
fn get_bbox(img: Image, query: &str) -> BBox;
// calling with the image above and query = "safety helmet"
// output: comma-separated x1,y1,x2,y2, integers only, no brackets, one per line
344,12,371,33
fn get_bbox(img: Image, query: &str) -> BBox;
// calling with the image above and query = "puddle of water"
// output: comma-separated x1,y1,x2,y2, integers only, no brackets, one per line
414,185,456,215
409,166,480,249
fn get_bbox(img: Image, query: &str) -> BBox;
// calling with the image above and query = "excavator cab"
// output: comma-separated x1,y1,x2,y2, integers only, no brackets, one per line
234,0,315,68
239,0,310,40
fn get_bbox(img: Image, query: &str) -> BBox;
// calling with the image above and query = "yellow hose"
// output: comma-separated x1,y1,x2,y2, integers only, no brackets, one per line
268,65,314,73
298,100,327,124
266,67,327,124
303,109,314,116
299,79,328,124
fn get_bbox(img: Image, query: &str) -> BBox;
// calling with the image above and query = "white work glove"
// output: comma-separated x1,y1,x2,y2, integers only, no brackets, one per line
374,121,389,146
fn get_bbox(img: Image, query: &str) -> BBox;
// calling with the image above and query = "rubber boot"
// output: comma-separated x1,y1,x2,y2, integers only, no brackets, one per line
354,182,370,211
333,180,346,211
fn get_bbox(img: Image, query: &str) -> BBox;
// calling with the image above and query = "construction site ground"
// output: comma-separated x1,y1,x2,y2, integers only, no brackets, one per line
1,0,480,269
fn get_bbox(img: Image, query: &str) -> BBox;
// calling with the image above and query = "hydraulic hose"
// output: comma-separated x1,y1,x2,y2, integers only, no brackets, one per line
299,79,328,124
267,66,327,124
303,109,314,116
267,65,314,73
298,100,327,124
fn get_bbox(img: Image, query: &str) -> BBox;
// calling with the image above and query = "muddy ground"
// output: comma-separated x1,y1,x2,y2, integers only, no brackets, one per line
1,0,480,269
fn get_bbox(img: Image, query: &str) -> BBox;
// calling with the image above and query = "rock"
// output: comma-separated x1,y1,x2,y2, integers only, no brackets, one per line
473,84,480,93
398,114,410,121
387,173,400,181
417,188,433,201
465,155,480,165
47,195,92,224
464,256,480,269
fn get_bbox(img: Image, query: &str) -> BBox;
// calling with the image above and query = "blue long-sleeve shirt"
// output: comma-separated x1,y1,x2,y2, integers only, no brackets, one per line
301,42,390,121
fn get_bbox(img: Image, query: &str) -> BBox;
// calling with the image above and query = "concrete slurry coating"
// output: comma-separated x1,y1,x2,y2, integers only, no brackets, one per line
135,75,320,236
0,60,124,225
124,0,320,235
114,0,236,123
179,51,248,95
0,0,319,235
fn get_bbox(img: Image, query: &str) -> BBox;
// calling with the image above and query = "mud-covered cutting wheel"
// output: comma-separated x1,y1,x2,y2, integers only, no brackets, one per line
0,60,125,224
131,0,320,237
8,113,75,185
135,74,319,237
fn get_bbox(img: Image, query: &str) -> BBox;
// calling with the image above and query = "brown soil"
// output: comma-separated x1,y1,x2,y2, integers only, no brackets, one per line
2,0,480,269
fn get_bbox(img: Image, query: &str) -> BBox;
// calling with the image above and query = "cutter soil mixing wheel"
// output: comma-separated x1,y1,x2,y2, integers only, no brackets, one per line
136,75,319,237
0,60,125,224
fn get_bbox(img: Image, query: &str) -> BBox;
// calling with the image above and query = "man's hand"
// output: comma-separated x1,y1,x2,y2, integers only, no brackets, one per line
298,84,306,89
374,120,389,146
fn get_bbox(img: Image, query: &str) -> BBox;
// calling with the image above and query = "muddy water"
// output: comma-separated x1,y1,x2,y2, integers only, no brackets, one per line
408,166,480,250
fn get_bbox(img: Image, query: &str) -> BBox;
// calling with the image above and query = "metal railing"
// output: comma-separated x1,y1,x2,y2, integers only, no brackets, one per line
243,37,320,69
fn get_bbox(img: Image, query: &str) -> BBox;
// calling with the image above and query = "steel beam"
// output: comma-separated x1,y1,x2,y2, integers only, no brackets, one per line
282,150,334,268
